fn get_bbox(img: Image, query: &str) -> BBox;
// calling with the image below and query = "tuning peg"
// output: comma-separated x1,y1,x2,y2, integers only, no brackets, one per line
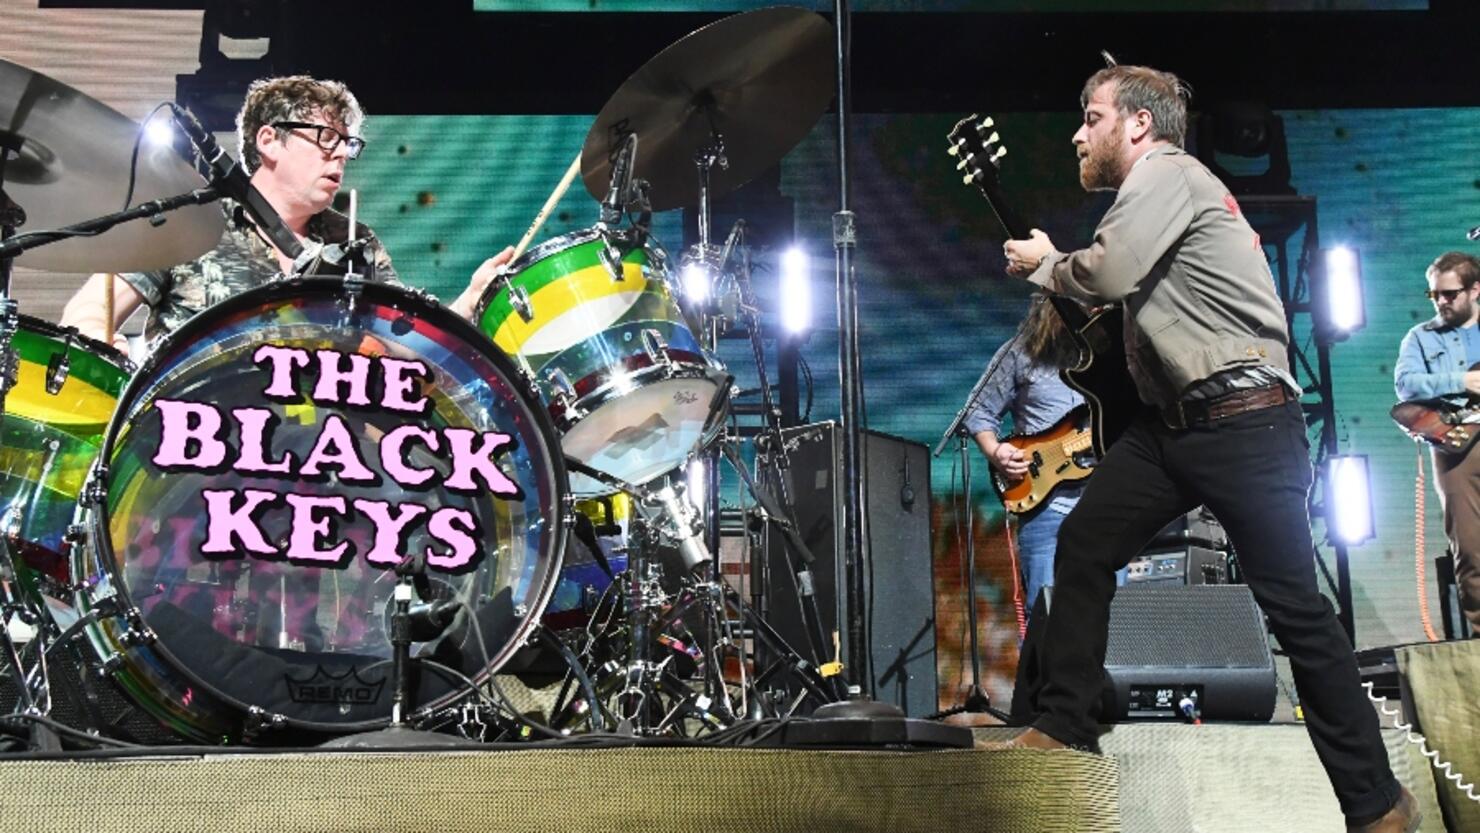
962,173,975,185
956,158,968,171
987,131,1001,146
976,116,995,133
992,146,1008,162
947,144,959,157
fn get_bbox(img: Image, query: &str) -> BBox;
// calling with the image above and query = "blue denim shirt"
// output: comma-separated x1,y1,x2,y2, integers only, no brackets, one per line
1394,316,1480,404
963,339,1084,438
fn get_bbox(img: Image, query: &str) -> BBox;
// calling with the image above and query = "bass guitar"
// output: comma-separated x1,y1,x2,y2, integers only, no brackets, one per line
1391,398,1480,456
991,406,1096,515
947,113,1139,457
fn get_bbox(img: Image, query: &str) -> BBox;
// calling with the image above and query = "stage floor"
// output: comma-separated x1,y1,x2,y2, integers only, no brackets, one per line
0,721,1453,833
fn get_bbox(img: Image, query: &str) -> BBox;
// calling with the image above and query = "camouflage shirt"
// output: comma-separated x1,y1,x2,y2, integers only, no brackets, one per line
119,198,398,344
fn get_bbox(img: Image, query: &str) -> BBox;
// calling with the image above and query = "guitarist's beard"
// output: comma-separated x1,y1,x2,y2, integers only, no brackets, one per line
1078,129,1127,191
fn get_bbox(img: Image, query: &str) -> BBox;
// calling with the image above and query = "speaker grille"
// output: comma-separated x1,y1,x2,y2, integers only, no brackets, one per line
1105,585,1271,669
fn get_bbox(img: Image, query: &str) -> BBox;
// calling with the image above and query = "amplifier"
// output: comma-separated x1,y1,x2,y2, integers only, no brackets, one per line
1126,507,1232,585
1013,584,1277,723
753,422,937,717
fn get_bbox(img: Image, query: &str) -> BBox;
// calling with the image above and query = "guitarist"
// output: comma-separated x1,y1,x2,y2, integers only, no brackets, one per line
964,292,1116,632
994,62,1414,833
1394,251,1480,637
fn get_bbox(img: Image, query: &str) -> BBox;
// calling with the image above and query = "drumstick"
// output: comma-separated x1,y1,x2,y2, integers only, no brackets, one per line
103,272,115,348
511,152,583,263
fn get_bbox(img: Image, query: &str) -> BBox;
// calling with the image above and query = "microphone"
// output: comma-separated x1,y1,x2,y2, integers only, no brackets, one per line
168,103,304,259
600,133,638,227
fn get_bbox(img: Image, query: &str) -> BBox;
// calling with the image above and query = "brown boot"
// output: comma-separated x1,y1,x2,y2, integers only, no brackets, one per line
1346,787,1421,833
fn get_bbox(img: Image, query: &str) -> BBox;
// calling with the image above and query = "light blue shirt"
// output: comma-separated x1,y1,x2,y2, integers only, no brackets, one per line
1395,316,1480,405
962,339,1084,438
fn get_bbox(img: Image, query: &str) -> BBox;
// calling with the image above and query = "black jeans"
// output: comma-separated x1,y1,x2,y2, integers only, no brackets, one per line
1028,400,1400,821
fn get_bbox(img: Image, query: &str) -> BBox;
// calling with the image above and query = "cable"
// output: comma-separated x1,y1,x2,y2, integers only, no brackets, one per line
1363,681,1480,803
1414,449,1440,642
0,713,140,749
1004,512,1027,641
798,353,814,423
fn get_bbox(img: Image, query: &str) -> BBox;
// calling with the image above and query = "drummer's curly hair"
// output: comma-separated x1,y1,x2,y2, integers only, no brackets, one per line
236,76,364,173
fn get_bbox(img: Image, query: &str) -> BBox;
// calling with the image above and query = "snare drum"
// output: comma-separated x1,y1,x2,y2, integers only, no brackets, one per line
68,279,567,743
0,317,130,604
476,229,730,497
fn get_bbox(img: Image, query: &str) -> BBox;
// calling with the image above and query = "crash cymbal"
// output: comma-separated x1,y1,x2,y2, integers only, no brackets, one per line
0,58,223,273
581,7,833,213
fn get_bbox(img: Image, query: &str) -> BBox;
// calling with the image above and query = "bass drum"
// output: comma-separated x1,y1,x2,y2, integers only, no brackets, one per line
67,278,567,744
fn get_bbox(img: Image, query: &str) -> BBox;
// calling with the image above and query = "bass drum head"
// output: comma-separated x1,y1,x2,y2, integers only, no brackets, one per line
75,279,567,742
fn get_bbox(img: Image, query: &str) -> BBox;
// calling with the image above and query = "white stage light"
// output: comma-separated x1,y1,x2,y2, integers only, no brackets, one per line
1326,454,1375,546
682,260,709,303
780,247,810,335
144,114,176,147
1318,246,1366,340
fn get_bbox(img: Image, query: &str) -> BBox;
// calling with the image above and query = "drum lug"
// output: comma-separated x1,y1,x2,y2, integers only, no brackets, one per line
80,467,109,506
640,329,673,371
341,273,365,321
45,350,71,395
599,241,626,283
98,652,125,675
546,369,584,421
509,284,535,323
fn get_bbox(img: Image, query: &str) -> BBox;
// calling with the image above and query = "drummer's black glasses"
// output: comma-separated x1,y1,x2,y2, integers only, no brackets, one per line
272,121,366,160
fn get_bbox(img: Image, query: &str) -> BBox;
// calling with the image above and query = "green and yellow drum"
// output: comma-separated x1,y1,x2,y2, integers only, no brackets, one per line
477,228,730,497
0,317,130,602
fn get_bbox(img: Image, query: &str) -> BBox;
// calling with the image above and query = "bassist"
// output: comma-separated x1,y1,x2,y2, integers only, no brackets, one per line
964,293,1087,630
1394,251,1480,637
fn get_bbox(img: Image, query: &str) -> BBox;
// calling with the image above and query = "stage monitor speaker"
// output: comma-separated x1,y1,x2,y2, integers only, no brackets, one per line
753,421,936,718
1013,584,1276,724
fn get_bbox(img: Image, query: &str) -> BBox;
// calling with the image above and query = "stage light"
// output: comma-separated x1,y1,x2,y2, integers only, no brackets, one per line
1326,454,1375,546
682,260,709,303
1314,246,1365,344
144,114,176,147
780,246,810,335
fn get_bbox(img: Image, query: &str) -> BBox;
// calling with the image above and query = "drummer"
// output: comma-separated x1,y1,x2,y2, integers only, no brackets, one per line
60,74,511,349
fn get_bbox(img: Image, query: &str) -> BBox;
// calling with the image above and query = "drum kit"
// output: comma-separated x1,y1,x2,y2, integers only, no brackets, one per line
0,8,847,748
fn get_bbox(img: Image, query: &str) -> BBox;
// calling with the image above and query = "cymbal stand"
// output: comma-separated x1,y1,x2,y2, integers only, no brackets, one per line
0,140,58,749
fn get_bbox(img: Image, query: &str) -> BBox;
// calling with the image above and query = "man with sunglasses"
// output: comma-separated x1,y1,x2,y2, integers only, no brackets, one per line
1395,251,1480,637
62,75,511,346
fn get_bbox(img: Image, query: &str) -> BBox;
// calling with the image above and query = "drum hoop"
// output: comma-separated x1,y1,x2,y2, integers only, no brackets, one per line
14,312,135,376
472,227,674,324
82,276,570,735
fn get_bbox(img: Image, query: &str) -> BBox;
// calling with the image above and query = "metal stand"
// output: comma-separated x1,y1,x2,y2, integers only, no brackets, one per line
320,576,478,749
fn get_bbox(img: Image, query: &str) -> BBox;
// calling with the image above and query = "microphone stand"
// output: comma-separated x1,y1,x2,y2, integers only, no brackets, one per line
926,329,1025,723
784,0,967,748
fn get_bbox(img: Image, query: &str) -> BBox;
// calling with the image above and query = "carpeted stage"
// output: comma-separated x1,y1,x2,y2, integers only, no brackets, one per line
0,723,1454,832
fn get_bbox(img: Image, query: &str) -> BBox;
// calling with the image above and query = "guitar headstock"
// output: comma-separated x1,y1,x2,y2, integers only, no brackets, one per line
947,113,1007,190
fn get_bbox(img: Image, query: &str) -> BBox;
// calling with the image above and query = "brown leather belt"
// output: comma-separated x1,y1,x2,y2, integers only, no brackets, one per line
1161,382,1293,430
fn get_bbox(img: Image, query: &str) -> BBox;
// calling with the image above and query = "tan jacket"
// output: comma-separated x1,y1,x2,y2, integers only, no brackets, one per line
1028,146,1289,408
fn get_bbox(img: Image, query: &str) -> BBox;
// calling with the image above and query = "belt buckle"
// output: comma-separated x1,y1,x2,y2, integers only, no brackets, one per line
1163,399,1188,430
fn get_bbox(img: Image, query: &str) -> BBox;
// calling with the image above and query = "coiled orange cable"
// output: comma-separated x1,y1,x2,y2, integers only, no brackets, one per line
1416,449,1440,643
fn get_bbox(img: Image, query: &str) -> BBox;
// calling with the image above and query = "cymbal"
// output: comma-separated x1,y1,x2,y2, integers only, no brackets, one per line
0,58,224,273
581,7,834,213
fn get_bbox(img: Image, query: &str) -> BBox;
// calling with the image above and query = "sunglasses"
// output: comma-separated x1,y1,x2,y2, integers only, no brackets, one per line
1426,288,1471,302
